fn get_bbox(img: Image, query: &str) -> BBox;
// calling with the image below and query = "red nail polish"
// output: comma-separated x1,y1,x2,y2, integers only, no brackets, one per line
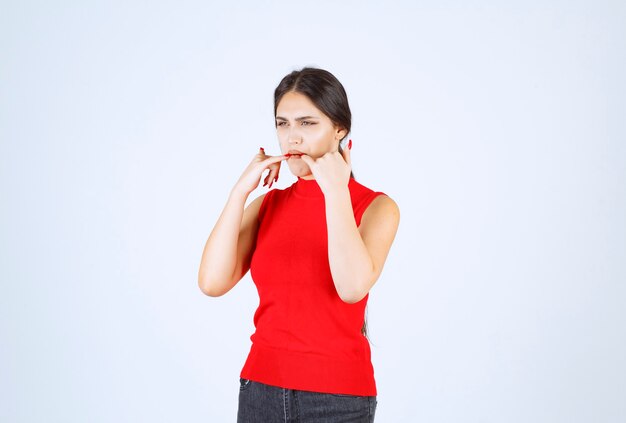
348,139,352,150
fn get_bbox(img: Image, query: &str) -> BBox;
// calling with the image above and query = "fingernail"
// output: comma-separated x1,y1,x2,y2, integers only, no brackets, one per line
260,147,265,152
348,139,352,150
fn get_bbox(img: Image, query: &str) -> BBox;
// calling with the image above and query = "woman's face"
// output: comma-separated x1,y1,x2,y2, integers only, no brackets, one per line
275,91,346,179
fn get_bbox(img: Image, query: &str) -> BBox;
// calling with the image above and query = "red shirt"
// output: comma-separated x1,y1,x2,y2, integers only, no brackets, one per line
240,176,386,396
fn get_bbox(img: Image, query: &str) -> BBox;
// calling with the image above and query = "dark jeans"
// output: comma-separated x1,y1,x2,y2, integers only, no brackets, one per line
237,378,377,422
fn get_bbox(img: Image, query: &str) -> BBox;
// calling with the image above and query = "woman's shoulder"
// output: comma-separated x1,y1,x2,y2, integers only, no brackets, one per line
350,177,383,192
350,178,393,200
366,193,399,215
349,178,399,221
358,193,400,240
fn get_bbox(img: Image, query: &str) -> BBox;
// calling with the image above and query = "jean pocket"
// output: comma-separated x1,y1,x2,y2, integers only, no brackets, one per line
239,377,252,392
369,396,377,419
329,393,365,398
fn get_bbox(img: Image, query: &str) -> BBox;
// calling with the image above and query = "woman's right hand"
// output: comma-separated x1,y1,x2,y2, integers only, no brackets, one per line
233,147,286,195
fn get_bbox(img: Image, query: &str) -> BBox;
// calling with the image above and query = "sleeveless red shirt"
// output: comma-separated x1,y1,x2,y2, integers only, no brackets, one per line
240,176,386,396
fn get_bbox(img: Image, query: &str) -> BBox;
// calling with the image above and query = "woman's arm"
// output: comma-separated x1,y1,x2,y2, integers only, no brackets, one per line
198,148,285,297
325,189,400,303
197,189,265,297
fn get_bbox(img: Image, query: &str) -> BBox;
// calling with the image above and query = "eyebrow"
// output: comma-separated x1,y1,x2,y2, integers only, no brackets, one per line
275,116,320,121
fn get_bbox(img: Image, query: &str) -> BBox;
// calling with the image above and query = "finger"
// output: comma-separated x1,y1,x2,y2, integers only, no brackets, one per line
268,167,278,188
342,141,351,167
263,154,287,166
299,154,314,167
273,164,280,183
261,157,283,185
268,171,275,188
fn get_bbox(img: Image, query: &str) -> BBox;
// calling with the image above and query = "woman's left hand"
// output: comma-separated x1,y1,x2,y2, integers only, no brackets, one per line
299,141,352,196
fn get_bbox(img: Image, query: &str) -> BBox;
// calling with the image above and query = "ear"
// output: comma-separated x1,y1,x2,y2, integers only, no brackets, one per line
335,126,348,145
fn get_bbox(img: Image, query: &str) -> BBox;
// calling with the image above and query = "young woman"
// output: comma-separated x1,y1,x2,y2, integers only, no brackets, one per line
198,67,400,422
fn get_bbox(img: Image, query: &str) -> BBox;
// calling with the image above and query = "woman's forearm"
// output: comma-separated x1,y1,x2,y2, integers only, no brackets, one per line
198,187,249,296
324,187,375,303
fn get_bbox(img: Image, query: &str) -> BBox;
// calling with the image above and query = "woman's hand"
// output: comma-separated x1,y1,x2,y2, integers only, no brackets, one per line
233,147,286,195
299,141,352,196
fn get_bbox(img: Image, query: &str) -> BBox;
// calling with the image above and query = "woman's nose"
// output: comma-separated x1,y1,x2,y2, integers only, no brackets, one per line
287,128,302,144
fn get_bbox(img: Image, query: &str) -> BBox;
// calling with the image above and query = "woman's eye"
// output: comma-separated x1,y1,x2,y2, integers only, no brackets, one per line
276,121,315,127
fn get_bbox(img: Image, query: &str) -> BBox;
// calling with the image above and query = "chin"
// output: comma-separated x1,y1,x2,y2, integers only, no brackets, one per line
290,166,312,178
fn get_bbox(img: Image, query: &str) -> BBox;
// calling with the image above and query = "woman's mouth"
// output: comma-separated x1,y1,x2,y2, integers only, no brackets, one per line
285,153,303,159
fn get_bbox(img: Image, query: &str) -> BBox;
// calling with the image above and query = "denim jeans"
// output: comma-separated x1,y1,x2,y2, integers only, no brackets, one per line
237,378,377,422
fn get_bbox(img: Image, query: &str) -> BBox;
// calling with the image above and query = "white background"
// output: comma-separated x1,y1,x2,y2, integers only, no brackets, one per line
1,1,624,422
